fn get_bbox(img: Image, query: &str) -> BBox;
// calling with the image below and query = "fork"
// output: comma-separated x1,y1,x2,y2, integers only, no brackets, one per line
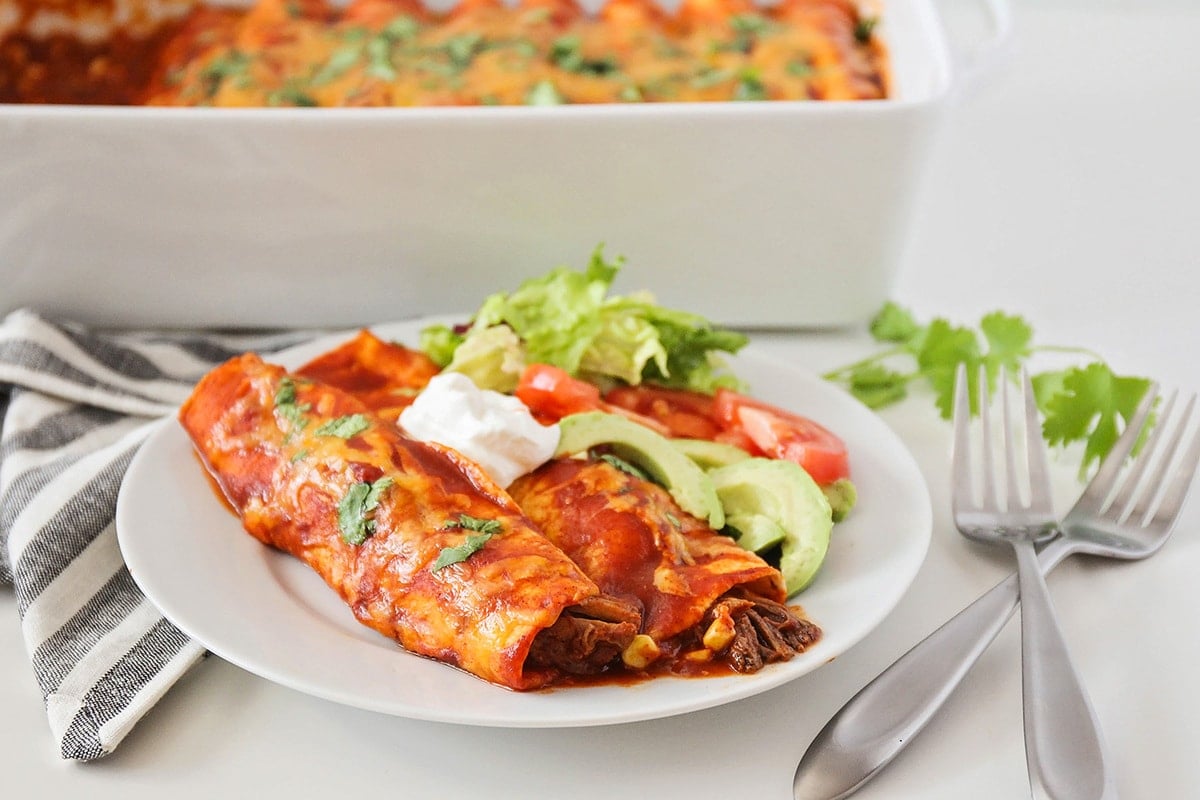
954,365,1112,799
794,374,1200,800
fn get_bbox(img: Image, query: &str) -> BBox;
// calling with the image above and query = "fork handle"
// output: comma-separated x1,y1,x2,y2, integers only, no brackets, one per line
1012,540,1117,800
794,571,1024,799
793,537,1085,800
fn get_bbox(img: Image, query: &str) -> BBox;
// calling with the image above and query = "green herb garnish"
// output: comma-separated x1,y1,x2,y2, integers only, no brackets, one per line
823,303,1155,478
549,35,617,76
599,453,650,481
525,79,566,106
692,66,733,90
365,35,399,80
200,50,251,98
267,85,318,107
720,13,773,53
274,377,312,437
315,414,371,439
854,16,879,44
432,514,504,570
443,32,484,69
338,477,395,545
786,58,813,78
733,68,767,101
618,84,644,102
311,44,362,86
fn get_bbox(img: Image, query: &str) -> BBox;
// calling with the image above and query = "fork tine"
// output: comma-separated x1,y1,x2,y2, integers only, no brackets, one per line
1000,367,1023,511
1070,381,1160,517
1021,369,1053,513
1131,394,1199,529
977,365,999,511
1148,401,1200,531
1102,390,1178,523
951,363,975,513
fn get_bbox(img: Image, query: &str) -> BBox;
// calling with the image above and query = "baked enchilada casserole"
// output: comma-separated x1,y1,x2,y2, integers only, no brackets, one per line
1,0,888,104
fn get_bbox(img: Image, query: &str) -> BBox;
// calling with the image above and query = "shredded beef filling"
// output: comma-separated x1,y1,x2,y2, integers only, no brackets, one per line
711,590,822,673
526,594,641,675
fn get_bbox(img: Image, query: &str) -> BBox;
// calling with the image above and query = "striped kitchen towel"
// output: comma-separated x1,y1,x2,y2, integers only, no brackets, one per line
0,309,318,761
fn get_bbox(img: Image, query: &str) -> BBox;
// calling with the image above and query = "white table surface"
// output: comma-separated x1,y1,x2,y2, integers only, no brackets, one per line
4,1,1199,797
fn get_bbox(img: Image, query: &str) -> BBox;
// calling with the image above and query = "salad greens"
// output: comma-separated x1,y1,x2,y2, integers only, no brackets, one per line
420,246,747,393
823,302,1154,479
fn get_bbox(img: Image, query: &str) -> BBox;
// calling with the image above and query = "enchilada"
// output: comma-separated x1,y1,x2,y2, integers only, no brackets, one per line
178,352,640,689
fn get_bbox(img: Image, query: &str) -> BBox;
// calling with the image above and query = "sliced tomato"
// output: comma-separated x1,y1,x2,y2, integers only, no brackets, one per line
515,364,602,423
712,426,763,455
713,389,850,484
514,364,672,435
603,384,722,440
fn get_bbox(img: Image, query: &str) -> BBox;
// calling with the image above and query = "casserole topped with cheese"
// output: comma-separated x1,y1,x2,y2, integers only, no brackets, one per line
2,0,889,105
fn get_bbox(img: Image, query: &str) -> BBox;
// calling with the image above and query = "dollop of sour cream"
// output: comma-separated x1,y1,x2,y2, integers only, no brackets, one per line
398,372,560,488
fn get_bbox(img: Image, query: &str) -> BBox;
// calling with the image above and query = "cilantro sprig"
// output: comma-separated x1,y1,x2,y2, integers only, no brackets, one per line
824,303,1154,478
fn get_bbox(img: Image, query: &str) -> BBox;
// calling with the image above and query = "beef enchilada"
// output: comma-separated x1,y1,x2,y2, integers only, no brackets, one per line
179,352,640,689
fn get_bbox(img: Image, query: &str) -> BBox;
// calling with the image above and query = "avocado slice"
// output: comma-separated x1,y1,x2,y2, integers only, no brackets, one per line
708,458,833,595
556,412,725,529
723,511,786,552
822,477,858,523
671,438,753,470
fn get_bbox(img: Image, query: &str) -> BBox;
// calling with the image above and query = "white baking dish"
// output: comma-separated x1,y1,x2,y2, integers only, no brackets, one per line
0,0,1008,329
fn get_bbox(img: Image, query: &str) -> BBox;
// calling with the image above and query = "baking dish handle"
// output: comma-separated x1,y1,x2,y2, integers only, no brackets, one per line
950,0,1014,90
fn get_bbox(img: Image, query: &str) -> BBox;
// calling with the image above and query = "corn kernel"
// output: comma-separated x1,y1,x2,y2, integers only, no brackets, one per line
622,634,661,669
702,607,737,652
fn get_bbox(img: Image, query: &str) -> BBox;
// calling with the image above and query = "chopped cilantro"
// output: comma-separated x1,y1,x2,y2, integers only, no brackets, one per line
618,84,644,102
444,514,504,536
315,414,371,439
381,15,420,40
525,79,565,105
311,44,362,86
720,13,773,53
366,35,399,81
337,477,395,545
200,50,251,99
443,32,484,69
692,66,734,90
729,13,771,34
599,453,650,481
431,532,496,571
854,16,879,44
274,377,312,437
733,68,767,101
431,514,504,571
267,86,318,107
786,59,813,78
549,35,617,76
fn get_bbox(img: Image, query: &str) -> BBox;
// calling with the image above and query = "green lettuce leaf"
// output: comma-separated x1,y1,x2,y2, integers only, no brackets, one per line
423,246,746,392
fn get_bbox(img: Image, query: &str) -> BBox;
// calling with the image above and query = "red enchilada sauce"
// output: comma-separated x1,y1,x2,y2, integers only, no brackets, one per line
1,0,888,105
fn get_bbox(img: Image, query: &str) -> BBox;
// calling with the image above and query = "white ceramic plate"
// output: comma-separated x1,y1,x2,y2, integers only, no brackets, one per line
115,320,931,727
